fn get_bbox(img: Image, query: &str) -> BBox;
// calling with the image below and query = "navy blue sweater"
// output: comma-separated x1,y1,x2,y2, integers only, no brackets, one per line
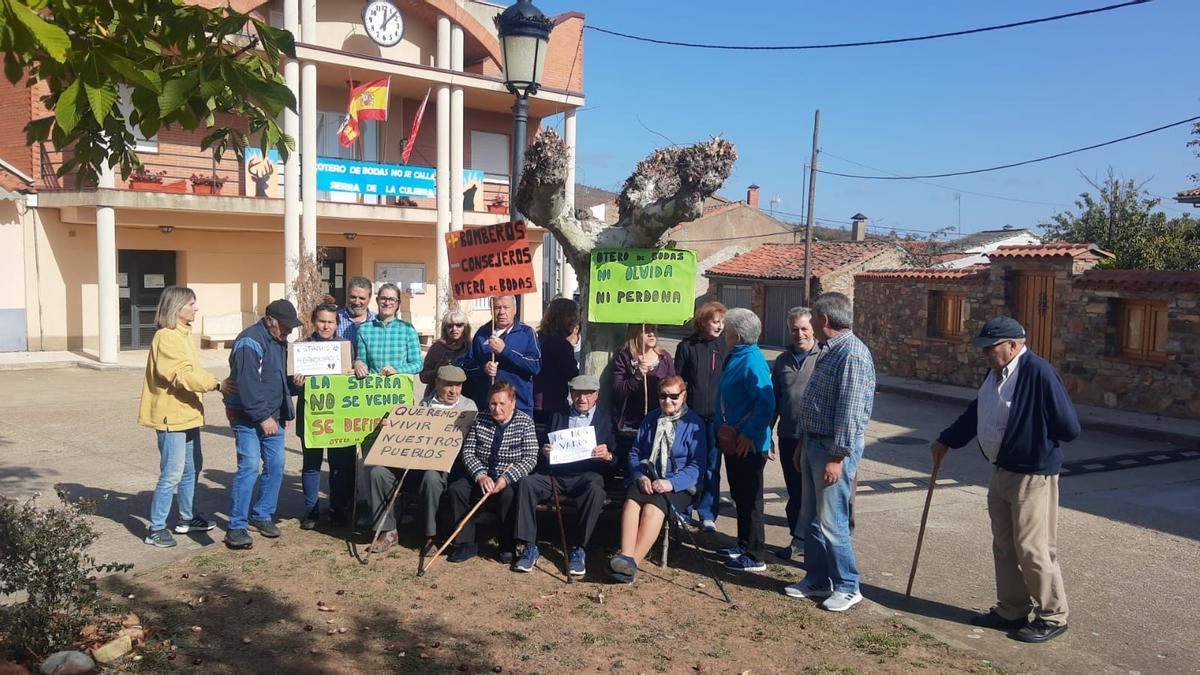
458,320,542,415
937,351,1081,475
222,320,295,425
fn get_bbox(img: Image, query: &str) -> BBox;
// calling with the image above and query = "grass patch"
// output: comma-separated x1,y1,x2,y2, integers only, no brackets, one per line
802,665,858,675
853,625,909,657
489,628,529,643
512,604,540,621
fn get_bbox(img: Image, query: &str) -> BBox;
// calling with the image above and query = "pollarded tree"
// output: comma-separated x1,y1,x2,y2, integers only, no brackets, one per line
516,129,736,377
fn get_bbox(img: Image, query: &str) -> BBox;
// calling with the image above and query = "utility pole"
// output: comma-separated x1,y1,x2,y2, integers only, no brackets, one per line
802,109,820,304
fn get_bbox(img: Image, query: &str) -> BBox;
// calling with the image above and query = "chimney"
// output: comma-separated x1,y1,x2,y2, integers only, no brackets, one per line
851,213,868,241
747,184,760,209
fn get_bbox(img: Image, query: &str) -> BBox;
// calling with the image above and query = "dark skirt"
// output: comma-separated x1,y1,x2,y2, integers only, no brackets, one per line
625,484,692,514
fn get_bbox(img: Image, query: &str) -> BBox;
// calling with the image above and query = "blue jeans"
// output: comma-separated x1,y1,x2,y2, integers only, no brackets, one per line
301,444,355,514
149,428,202,531
229,420,286,531
800,433,862,593
685,417,722,523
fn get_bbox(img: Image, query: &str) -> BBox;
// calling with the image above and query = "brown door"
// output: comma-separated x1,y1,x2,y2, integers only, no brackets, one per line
1013,271,1054,361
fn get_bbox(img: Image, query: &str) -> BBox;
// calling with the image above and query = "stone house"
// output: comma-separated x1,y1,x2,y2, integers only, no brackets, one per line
706,239,908,346
855,242,1200,420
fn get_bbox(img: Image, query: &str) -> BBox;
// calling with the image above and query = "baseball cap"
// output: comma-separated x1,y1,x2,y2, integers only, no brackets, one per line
265,299,302,330
436,365,467,383
568,374,600,391
971,316,1026,348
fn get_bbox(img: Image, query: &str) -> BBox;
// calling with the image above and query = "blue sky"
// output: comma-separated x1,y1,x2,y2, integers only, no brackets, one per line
540,0,1197,238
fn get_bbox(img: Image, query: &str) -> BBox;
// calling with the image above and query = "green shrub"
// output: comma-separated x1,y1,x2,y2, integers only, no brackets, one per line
0,492,130,659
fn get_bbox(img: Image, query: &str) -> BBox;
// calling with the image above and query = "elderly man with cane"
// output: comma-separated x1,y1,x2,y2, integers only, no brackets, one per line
930,317,1080,643
512,375,615,577
366,366,478,556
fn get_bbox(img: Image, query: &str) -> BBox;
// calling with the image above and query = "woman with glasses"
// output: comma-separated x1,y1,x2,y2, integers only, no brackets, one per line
531,298,579,430
421,308,473,385
607,376,705,583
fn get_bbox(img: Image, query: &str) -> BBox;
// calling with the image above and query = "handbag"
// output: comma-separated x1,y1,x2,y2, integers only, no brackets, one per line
717,393,752,457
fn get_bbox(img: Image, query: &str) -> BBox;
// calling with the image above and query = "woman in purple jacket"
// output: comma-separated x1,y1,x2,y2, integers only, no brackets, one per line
611,323,675,435
531,298,580,430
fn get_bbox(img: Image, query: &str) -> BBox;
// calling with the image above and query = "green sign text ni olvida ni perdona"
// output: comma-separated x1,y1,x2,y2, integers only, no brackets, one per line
588,248,697,325
301,374,415,448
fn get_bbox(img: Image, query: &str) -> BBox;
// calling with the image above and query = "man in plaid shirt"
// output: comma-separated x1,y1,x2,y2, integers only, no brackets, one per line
445,382,540,564
352,283,422,377
785,292,875,613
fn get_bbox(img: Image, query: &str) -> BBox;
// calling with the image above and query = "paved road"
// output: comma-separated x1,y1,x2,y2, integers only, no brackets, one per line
1,361,1197,674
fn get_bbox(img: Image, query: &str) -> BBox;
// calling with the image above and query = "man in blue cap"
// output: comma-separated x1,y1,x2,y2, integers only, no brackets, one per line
932,316,1081,644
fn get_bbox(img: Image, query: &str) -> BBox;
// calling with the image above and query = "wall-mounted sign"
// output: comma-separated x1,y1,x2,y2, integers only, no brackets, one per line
316,157,483,199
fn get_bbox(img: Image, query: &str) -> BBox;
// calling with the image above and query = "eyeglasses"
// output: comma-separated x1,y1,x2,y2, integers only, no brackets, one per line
659,392,683,401
377,297,399,304
447,322,465,328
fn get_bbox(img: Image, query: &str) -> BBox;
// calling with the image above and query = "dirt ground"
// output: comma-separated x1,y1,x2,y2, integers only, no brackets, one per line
98,510,1005,674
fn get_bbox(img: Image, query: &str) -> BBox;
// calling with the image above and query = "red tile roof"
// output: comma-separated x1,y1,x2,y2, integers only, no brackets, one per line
1074,269,1200,293
856,264,991,283
706,241,895,280
988,242,1113,260
1176,187,1200,199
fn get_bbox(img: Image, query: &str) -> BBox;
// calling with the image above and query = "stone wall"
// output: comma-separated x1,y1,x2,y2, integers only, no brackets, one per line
854,270,992,386
1059,279,1200,419
855,264,1200,420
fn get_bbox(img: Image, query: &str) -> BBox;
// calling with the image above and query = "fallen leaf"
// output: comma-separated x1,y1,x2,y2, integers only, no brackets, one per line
190,626,202,633
242,637,252,644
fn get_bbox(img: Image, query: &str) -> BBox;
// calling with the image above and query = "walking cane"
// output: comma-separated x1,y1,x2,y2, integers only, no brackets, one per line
361,468,411,566
549,470,573,583
905,452,943,597
419,463,514,577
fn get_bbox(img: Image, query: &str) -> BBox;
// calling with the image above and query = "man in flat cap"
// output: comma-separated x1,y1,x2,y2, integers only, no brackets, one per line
511,374,615,577
932,316,1080,643
368,365,478,555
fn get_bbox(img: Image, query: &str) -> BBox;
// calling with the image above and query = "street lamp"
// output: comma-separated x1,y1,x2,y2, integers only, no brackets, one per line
495,0,552,218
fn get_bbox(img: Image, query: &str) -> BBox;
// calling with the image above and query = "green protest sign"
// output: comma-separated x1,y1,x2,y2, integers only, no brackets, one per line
588,248,697,324
301,374,415,448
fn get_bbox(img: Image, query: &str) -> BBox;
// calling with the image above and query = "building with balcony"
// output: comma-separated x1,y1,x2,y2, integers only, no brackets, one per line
0,0,586,359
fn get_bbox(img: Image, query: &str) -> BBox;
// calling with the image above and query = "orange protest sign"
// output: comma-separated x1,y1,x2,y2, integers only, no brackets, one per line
446,222,537,300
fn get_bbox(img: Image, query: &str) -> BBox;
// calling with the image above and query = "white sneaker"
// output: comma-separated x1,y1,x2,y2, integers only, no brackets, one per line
821,590,863,612
700,519,717,532
783,578,831,599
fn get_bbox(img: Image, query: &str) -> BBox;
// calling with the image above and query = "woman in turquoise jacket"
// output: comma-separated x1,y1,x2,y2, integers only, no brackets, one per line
714,308,776,572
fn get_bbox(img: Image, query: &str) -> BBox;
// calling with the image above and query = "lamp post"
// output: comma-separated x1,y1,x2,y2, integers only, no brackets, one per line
495,0,552,221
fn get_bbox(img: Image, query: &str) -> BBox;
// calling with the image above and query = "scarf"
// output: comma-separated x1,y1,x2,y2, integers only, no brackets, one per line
649,404,689,479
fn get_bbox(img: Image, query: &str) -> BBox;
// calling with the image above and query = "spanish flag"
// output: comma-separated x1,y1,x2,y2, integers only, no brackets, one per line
337,77,390,147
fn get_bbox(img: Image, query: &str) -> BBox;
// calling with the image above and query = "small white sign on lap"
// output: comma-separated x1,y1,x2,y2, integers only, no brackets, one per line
548,426,597,465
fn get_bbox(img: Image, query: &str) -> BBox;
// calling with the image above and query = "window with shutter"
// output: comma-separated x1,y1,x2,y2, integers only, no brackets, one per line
1119,300,1168,362
927,291,966,339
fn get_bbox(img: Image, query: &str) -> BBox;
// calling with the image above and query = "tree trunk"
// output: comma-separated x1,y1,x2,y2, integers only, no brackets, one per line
516,129,736,389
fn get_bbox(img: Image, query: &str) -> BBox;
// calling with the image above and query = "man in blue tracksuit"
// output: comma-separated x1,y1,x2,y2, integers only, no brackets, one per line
933,316,1080,644
458,295,541,415
223,299,301,550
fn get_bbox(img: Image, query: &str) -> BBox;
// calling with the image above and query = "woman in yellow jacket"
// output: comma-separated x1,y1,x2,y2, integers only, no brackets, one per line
139,286,226,547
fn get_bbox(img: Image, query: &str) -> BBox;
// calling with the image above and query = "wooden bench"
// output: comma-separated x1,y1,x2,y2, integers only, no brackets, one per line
200,311,257,348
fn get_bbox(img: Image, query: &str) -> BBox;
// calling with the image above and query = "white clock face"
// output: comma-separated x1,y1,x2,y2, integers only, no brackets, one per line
363,0,404,47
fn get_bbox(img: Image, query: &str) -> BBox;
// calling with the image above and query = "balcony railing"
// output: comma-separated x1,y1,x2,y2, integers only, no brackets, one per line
38,144,512,214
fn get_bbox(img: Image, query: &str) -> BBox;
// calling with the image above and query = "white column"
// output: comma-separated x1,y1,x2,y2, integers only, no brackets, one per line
96,163,118,363
561,109,579,299
450,24,464,232
435,15,451,317
283,0,300,301
300,0,318,265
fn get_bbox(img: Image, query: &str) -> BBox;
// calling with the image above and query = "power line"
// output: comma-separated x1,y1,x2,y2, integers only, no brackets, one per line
819,151,1073,207
585,0,1151,51
817,115,1200,180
